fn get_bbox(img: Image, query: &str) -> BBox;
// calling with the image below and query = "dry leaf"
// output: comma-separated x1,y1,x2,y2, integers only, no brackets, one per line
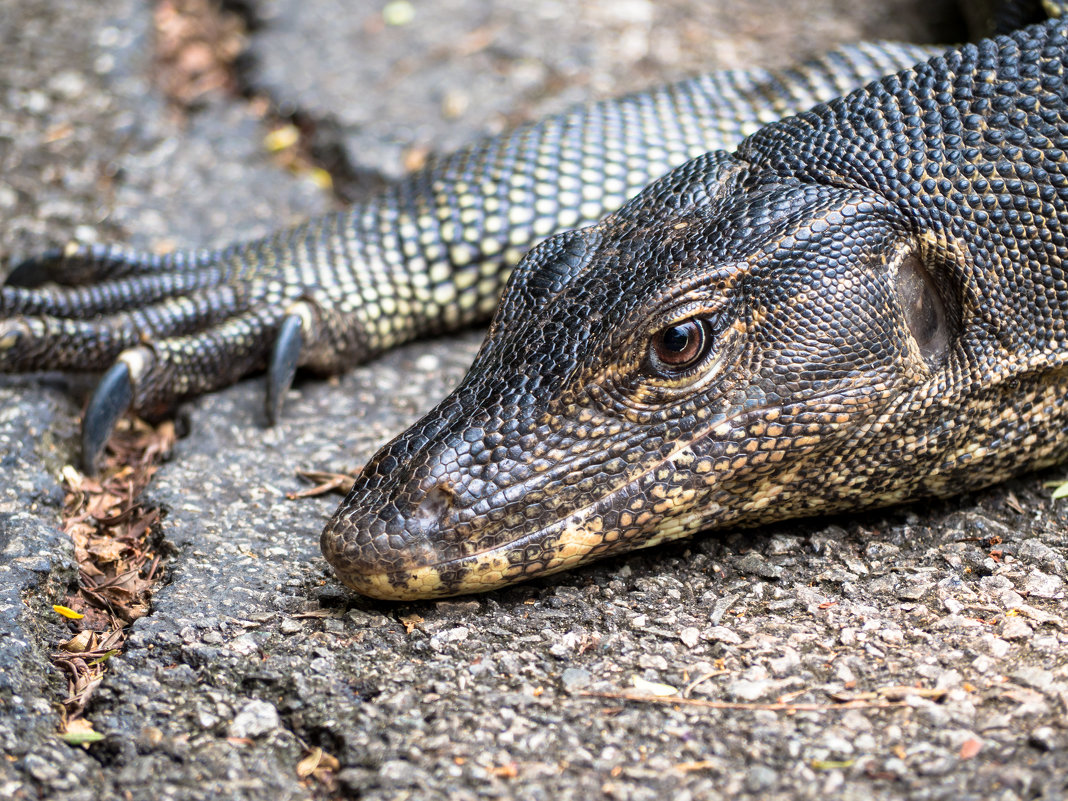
631,675,678,697
88,537,128,563
59,717,104,746
62,631,95,653
296,747,323,777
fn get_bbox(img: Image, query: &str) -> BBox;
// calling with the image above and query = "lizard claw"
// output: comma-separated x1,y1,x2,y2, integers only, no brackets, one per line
3,251,59,287
82,360,133,472
267,313,303,425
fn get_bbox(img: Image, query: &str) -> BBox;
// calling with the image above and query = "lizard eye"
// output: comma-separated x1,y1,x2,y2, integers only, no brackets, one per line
648,318,713,374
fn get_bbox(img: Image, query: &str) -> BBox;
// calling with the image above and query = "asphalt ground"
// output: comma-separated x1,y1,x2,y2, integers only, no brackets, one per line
1,1,1065,799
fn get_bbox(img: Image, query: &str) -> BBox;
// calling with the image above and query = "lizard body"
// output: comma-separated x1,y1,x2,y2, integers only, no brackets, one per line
4,6,1068,598
323,18,1068,597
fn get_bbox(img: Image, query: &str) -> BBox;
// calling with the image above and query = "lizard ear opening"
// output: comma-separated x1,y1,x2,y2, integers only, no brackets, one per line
895,252,950,366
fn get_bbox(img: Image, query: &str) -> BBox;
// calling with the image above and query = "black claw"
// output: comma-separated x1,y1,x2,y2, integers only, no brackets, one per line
267,314,303,425
4,250,63,287
82,361,133,473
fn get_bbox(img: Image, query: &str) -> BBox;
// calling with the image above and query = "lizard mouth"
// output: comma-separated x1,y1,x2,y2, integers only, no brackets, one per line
322,381,896,600
324,469,669,600
322,414,750,601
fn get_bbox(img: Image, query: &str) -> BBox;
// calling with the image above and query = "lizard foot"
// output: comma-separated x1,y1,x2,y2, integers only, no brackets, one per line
2,245,318,470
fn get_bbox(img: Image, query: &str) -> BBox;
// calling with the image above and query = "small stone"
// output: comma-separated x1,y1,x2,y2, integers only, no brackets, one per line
709,593,740,624
980,574,1014,591
842,556,869,575
741,665,768,682
727,679,772,701
834,662,856,683
548,630,584,657
140,727,164,747
23,754,59,782
638,653,669,671
338,767,378,794
822,734,855,755
882,757,909,778
48,69,87,99
878,628,904,645
933,613,983,630
745,765,777,792
1000,617,1034,641
917,702,949,727
497,652,523,675
995,588,1026,608
896,577,933,600
346,609,391,628
935,669,962,690
737,553,783,579
768,649,800,677
679,626,701,648
228,699,280,739
379,758,423,786
1012,667,1053,691
1022,570,1064,598
280,618,303,635
0,183,16,211
197,710,219,729
429,626,469,650
972,654,995,673
853,733,877,752
1020,543,1067,585
310,656,335,674
705,626,742,645
313,585,349,606
414,353,440,372
23,90,50,114
985,635,1012,658
560,668,591,691
1028,726,1059,751
915,756,955,777
228,633,259,655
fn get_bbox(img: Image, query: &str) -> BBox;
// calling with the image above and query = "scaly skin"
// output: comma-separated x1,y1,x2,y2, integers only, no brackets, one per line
322,19,1068,599
0,41,935,468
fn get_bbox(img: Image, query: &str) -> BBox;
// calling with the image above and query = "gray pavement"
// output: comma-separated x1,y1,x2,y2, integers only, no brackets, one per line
1,1,1066,799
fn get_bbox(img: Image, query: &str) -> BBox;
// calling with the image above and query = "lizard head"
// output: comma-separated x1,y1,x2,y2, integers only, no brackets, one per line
321,150,964,599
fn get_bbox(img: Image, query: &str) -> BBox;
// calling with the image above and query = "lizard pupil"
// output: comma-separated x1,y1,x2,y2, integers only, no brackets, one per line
651,319,707,369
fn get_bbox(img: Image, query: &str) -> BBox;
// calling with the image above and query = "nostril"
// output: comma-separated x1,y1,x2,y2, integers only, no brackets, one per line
412,483,454,527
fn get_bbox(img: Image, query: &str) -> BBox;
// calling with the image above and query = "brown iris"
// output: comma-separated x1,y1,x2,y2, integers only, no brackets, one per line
649,318,710,373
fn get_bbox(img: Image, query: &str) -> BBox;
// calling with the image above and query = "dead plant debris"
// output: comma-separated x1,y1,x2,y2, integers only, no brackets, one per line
153,0,247,109
580,681,951,713
52,417,175,745
288,468,358,499
153,0,346,197
296,745,341,783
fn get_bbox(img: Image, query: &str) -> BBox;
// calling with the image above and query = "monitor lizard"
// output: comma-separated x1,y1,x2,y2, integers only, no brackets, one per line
3,3,1067,598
